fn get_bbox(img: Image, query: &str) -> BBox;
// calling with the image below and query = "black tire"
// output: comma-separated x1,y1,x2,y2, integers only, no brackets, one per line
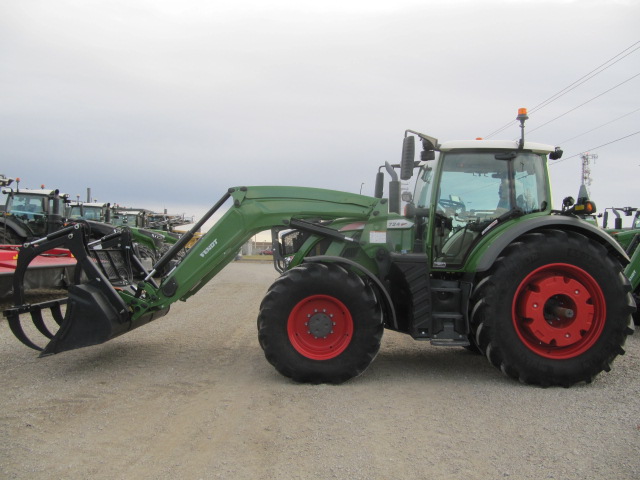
471,229,635,387
463,338,482,354
0,228,22,245
257,262,383,384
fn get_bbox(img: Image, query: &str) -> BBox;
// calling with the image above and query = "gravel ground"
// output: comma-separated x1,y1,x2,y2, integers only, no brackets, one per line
1,262,639,479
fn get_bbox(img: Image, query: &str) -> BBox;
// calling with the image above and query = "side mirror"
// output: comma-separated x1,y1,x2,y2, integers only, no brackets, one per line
401,136,415,181
549,147,563,160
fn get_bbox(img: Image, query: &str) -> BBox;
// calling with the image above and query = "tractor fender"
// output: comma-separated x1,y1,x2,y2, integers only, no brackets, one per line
0,218,28,241
302,255,398,330
474,215,630,272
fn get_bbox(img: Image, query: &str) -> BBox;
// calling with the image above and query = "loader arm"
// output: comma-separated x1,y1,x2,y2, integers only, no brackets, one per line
142,186,382,307
4,186,384,355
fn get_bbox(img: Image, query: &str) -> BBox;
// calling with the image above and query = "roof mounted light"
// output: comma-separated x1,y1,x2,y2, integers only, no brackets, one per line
517,108,529,121
517,107,528,149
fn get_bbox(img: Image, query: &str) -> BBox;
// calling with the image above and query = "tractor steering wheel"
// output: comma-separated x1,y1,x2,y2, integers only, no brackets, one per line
439,198,465,210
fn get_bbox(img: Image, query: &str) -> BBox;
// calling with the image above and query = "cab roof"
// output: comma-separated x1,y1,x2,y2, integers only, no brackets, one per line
5,188,69,197
69,202,108,207
439,139,556,155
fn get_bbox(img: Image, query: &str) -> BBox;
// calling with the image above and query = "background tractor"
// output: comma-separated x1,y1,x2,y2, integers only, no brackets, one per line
601,206,639,231
4,110,636,387
0,175,180,293
596,206,640,324
67,201,112,223
0,175,70,244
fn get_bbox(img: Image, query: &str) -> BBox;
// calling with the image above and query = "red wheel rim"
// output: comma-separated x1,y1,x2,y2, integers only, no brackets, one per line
512,263,606,359
287,295,353,360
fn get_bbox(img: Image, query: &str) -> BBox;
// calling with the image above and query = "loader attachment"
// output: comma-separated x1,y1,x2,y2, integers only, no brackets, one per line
2,224,169,355
3,191,230,355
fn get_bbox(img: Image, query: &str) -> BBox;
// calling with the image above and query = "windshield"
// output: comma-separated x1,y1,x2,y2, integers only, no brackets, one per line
414,150,549,267
68,205,82,218
83,206,103,220
8,194,46,217
438,150,547,225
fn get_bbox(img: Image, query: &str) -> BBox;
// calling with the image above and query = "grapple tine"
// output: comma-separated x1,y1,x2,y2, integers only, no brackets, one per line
30,306,56,340
3,297,69,351
50,302,65,326
5,309,44,351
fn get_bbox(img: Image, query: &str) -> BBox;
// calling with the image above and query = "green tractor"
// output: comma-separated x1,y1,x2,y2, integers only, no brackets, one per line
67,201,112,223
104,207,183,266
597,207,640,324
4,110,635,387
0,176,178,283
0,175,70,244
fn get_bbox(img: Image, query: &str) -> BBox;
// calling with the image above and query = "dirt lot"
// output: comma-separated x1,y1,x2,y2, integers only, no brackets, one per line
1,262,639,479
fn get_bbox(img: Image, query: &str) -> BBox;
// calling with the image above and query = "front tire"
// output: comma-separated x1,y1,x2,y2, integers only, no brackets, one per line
258,262,383,384
471,230,635,387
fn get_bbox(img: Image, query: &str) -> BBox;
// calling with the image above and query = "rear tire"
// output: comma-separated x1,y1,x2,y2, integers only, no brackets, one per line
471,230,634,387
258,262,383,384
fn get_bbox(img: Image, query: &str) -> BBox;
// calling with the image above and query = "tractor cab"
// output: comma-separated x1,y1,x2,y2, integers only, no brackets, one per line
110,209,150,228
394,109,565,270
67,202,111,222
409,140,554,269
1,178,70,241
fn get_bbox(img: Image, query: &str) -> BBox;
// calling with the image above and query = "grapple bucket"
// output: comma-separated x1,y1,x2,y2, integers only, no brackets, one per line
3,224,168,355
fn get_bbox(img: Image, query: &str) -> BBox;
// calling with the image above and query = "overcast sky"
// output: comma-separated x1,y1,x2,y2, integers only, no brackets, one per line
1,0,638,226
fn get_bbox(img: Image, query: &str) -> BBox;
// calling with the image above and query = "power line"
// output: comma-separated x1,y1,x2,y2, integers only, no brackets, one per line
529,41,640,115
550,130,640,165
484,119,517,140
484,40,640,139
558,107,640,145
528,72,640,134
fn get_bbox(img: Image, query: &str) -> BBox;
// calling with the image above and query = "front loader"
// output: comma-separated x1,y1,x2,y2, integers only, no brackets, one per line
3,110,635,386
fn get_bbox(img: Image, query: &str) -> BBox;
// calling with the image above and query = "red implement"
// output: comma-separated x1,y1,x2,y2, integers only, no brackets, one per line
0,245,76,298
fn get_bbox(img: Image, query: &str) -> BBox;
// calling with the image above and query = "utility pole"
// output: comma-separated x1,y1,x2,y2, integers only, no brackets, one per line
580,152,598,197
